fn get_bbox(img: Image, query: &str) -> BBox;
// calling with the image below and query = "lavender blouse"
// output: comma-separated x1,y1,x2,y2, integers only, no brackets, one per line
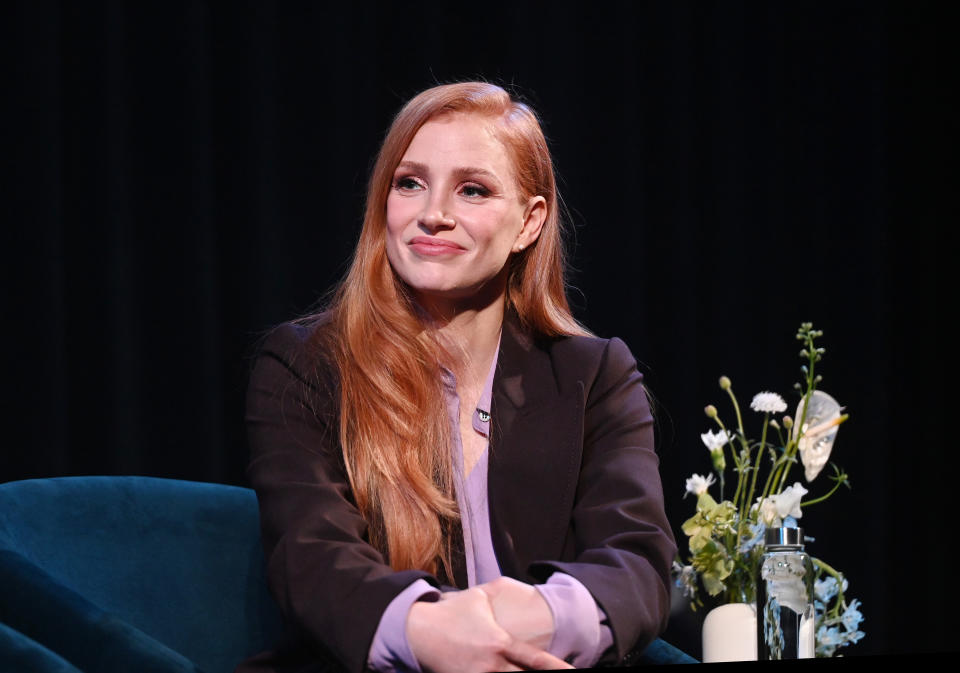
367,341,614,671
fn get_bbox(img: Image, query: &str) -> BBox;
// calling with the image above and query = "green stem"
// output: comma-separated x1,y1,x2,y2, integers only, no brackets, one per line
812,556,840,578
726,385,747,447
724,385,750,552
711,417,733,501
812,557,847,619
800,477,843,507
775,337,818,493
760,426,789,501
759,440,790,502
716,417,744,506
744,416,768,519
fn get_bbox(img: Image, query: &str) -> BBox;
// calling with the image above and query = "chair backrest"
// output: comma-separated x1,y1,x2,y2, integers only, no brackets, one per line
0,476,284,673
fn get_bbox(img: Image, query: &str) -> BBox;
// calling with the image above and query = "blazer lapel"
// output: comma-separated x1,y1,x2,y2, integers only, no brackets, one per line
487,318,585,580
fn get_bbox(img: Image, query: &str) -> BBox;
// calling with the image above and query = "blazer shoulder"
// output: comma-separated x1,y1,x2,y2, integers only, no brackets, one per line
251,312,338,394
258,312,333,357
546,333,640,381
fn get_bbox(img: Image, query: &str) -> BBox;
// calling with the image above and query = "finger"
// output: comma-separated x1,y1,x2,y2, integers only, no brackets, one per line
503,638,574,670
494,663,524,672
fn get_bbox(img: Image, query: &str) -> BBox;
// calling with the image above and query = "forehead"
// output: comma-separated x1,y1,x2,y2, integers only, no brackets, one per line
401,113,516,178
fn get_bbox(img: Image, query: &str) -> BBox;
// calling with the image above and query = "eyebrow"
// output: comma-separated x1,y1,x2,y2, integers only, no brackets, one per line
395,161,503,186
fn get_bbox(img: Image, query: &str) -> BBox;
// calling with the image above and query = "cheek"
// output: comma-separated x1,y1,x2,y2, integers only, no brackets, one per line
386,191,425,231
385,195,406,236
477,208,523,251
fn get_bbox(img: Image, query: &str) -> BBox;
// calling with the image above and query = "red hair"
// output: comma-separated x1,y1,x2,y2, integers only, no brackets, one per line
310,82,588,577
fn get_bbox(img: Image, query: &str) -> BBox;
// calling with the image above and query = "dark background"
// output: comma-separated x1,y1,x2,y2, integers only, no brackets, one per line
3,0,953,661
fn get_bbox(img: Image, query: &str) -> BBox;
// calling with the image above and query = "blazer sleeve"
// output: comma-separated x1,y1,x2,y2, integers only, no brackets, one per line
530,336,676,664
245,323,437,673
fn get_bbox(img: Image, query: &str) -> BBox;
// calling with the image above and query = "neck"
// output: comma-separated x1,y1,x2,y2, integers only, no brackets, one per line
417,291,505,387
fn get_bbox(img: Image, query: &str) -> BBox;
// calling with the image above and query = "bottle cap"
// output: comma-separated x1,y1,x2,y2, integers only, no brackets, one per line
765,526,804,547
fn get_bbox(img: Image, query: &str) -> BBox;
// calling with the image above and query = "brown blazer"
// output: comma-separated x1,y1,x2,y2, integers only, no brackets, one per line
239,315,676,673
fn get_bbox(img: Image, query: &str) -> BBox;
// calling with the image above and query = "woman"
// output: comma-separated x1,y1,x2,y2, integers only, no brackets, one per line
240,82,676,673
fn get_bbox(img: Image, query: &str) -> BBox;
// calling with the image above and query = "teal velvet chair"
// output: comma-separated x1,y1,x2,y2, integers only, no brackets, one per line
0,476,696,671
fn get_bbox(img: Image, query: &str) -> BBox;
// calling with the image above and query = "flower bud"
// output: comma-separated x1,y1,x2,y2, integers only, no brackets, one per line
770,419,780,429
704,404,718,419
719,376,732,391
783,415,794,429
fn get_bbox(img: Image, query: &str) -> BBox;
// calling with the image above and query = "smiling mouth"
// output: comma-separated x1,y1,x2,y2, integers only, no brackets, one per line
408,236,467,256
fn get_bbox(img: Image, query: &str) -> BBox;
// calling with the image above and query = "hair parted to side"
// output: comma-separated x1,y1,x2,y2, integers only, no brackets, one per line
311,81,589,578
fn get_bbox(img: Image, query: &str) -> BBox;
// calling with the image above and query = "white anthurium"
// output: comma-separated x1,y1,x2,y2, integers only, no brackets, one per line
793,390,843,481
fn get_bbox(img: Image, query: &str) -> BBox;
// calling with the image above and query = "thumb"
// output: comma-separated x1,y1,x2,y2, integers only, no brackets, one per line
502,638,573,670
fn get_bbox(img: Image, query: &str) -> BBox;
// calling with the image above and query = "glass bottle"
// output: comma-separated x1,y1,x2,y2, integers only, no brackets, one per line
756,525,815,659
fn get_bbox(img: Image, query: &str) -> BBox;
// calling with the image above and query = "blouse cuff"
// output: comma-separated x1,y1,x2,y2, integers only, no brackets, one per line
367,578,441,673
535,572,615,668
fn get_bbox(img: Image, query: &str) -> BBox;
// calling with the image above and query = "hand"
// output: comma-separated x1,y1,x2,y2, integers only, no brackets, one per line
476,577,555,651
406,587,572,673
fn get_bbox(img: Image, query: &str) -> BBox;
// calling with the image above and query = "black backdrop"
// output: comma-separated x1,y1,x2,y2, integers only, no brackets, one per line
3,0,953,660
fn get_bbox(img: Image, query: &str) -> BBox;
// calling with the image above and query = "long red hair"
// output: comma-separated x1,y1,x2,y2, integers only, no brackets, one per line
309,82,589,577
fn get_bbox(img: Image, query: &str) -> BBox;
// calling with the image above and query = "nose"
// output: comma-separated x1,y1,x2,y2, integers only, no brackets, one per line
419,192,456,233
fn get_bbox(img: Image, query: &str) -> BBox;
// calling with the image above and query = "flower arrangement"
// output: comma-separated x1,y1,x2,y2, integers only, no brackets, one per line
673,323,865,656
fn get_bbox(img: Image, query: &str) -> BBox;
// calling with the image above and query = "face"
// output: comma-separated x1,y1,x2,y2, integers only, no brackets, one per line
384,113,545,311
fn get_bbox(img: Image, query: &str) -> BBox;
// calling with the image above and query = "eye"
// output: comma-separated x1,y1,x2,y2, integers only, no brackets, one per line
393,175,424,192
460,183,490,198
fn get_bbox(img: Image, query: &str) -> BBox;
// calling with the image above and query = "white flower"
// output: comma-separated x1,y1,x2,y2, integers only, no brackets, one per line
750,391,787,413
684,473,716,497
750,498,779,526
771,482,808,519
700,429,731,451
759,500,779,525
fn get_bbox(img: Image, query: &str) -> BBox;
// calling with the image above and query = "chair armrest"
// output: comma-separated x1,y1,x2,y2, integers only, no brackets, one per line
0,620,83,673
637,637,699,664
0,550,202,673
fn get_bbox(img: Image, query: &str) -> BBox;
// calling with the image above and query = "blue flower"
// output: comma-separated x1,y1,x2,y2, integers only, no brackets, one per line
814,576,848,602
845,629,865,644
841,599,863,631
672,561,698,599
817,625,844,646
815,577,838,602
738,522,765,554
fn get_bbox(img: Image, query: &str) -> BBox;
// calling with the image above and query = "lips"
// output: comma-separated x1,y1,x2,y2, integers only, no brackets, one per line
408,236,467,256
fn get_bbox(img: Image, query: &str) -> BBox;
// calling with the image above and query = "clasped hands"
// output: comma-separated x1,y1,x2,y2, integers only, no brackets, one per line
406,576,574,673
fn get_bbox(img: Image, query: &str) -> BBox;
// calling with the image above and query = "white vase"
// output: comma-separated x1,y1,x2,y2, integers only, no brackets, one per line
701,602,758,662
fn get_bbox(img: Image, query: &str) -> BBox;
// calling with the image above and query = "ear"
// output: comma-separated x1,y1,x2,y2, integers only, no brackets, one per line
513,196,547,252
